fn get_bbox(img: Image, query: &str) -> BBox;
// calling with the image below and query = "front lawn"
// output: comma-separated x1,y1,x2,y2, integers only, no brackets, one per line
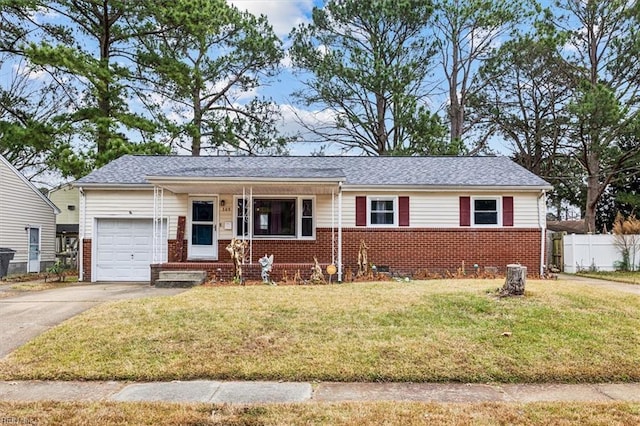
0,279,639,383
576,270,640,284
1,401,639,425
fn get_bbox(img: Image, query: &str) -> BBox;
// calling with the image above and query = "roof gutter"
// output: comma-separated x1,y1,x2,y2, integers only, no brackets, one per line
343,184,554,192
71,183,154,190
145,176,347,185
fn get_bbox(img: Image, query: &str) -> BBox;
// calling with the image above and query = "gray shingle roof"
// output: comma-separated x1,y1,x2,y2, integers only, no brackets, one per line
75,155,551,188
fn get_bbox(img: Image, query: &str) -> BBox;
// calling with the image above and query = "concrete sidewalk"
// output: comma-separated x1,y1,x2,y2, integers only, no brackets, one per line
0,380,638,404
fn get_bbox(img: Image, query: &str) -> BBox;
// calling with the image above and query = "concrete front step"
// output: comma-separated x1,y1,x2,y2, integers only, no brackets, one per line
155,271,207,288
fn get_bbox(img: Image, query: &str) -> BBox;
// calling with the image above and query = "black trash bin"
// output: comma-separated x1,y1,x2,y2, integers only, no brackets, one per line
0,248,16,279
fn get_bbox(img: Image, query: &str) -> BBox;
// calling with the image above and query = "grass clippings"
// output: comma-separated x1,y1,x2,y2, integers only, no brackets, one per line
0,279,639,383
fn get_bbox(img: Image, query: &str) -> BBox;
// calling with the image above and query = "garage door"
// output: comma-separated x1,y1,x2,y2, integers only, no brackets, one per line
95,219,166,281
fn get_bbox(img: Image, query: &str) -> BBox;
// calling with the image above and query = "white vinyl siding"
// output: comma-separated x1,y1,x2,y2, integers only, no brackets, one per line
0,160,57,265
48,185,79,224
81,190,186,239
333,192,541,228
513,196,541,227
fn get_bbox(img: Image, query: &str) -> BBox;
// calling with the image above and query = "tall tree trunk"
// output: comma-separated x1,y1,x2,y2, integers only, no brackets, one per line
448,37,462,143
96,1,112,155
375,92,387,154
191,84,202,156
584,152,600,233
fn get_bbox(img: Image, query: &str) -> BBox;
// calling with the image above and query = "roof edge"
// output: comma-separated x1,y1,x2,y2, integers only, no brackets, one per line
343,184,553,192
145,176,346,184
0,154,61,214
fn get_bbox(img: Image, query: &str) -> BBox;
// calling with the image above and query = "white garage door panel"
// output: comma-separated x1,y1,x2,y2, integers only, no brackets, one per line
95,219,166,282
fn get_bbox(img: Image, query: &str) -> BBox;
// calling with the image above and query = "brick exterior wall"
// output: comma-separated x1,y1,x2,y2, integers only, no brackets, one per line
85,227,544,283
337,227,542,276
215,227,542,276
82,239,92,282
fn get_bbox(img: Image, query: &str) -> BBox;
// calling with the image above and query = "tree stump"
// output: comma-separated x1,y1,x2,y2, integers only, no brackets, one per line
500,264,527,296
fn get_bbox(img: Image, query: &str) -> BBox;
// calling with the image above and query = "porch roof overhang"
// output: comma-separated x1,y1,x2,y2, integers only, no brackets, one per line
145,168,346,195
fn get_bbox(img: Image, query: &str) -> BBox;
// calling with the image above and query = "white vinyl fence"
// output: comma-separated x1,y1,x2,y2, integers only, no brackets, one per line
563,234,640,273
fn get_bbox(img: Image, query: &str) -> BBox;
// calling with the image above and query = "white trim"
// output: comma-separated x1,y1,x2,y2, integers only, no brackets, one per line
539,190,547,276
78,187,86,280
152,186,165,263
366,196,399,227
338,183,343,281
471,196,502,227
146,176,346,184
26,225,42,273
72,183,153,190
345,185,552,192
187,197,218,260
0,154,61,214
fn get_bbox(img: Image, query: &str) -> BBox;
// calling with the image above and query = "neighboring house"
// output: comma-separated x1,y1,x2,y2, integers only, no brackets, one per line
48,184,80,267
0,154,60,275
74,155,552,283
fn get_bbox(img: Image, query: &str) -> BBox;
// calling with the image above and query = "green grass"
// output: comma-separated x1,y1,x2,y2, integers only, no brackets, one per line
1,279,639,383
576,270,640,284
1,401,639,425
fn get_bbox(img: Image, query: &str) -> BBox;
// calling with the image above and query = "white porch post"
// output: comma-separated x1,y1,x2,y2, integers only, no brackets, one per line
249,186,253,264
152,186,157,263
337,182,343,282
78,187,85,281
331,187,335,265
152,186,164,263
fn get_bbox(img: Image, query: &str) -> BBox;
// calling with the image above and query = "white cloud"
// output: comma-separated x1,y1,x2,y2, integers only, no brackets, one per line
28,6,60,23
278,103,348,155
227,0,315,37
12,61,47,81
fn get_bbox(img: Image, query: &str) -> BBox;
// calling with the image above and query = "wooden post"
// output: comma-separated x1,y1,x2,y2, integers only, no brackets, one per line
500,264,527,296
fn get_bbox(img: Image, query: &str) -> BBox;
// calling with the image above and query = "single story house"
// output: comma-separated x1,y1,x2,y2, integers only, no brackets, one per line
74,155,552,283
0,154,60,275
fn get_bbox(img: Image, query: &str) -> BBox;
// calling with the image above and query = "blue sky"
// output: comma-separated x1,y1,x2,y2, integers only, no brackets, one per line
227,0,335,155
3,0,543,164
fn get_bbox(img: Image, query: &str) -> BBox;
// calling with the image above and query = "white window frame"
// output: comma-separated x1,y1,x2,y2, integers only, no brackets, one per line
471,196,502,227
367,196,398,227
233,195,316,240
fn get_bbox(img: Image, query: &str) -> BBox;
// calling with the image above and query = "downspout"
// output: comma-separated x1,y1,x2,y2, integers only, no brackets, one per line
337,182,343,282
538,190,547,276
78,187,85,281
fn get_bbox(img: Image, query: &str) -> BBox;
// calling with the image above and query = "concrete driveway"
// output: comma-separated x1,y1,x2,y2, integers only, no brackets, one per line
0,283,186,359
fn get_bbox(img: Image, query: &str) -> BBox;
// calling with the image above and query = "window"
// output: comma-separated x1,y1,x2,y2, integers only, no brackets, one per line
253,199,295,236
368,197,397,226
460,196,513,227
473,198,499,225
235,197,315,238
301,199,313,237
356,196,409,227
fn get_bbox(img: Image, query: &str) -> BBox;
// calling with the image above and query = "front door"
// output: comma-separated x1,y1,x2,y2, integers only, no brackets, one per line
27,226,40,273
188,198,218,260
